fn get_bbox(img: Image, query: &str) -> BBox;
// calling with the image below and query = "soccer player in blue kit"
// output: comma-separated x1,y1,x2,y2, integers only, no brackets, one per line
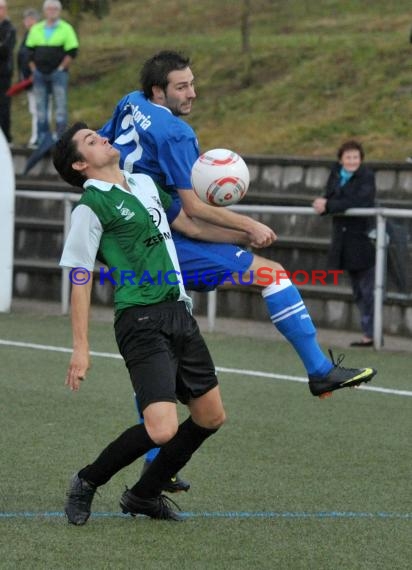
100,50,376,490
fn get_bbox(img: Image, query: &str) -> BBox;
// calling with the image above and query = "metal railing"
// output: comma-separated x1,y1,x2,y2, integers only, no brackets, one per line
15,190,412,349
16,189,80,315
230,205,412,349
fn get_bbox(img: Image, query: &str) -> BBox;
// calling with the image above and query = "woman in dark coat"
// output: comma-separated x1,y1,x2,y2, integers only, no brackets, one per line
313,140,376,347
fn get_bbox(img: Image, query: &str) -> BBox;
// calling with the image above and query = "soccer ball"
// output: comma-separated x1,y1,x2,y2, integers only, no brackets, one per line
191,148,250,206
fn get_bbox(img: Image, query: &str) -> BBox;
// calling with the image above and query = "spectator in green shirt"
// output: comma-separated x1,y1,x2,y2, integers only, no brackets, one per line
26,0,78,142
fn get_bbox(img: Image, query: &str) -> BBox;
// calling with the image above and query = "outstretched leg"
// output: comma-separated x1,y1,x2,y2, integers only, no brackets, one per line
237,255,376,397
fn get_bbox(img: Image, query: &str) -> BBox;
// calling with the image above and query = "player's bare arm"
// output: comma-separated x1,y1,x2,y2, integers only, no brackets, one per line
66,277,93,392
177,187,276,248
171,211,250,246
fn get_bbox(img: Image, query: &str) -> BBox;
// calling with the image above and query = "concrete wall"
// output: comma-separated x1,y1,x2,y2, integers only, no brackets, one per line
13,149,412,335
243,154,412,207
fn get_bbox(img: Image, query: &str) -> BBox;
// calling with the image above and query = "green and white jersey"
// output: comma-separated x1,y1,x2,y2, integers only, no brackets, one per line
60,171,192,313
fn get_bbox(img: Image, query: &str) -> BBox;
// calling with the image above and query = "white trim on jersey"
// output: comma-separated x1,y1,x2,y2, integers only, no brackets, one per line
123,172,191,307
59,205,103,270
59,172,192,311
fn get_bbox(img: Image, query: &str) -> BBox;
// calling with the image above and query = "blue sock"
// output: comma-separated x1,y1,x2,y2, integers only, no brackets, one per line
134,394,160,463
262,280,332,377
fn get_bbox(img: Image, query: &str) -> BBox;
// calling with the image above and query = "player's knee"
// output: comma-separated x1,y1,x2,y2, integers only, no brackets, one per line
201,407,226,430
146,422,179,446
253,255,284,271
213,408,226,429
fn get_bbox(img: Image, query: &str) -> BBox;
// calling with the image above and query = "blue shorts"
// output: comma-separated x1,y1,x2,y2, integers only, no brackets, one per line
172,231,254,292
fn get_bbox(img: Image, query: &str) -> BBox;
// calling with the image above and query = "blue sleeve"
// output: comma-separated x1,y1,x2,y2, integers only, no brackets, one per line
158,127,199,189
98,118,116,143
165,200,181,224
157,185,181,224
98,97,126,143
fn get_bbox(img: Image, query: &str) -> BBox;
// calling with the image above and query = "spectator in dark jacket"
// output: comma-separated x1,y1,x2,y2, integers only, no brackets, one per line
312,140,376,347
0,0,16,143
17,8,40,146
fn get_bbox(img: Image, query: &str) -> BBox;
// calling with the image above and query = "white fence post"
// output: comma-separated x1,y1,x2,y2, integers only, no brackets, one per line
373,213,387,349
207,289,217,332
0,131,15,312
61,197,73,315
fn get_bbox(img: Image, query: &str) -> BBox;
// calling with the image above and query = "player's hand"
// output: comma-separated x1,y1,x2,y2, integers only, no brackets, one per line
247,221,277,248
65,348,90,392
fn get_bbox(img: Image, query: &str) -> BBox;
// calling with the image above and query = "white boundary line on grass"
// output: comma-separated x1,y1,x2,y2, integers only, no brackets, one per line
1,339,412,398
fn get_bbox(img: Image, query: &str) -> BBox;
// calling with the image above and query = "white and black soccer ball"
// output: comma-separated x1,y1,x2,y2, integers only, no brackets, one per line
191,148,250,206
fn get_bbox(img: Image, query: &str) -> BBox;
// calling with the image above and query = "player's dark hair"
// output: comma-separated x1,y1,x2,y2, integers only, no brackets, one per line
140,50,190,99
337,140,365,161
52,122,89,188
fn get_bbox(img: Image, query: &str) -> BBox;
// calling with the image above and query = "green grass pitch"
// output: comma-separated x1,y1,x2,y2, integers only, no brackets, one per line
0,312,411,569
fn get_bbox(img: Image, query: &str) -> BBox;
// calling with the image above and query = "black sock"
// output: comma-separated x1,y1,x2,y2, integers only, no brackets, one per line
130,417,219,498
79,423,155,487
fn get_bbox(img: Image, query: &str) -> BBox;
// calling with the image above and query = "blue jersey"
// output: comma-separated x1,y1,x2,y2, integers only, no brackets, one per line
99,91,199,205
100,91,253,291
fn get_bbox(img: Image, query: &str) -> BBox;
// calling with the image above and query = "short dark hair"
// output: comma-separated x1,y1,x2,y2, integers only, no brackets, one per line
140,50,190,99
337,140,365,161
52,122,89,188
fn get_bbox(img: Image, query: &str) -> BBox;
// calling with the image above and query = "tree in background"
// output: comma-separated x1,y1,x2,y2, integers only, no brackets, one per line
241,0,252,86
241,0,251,55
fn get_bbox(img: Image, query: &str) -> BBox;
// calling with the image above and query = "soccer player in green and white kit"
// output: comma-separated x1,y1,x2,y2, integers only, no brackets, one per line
54,122,251,523
101,50,377,491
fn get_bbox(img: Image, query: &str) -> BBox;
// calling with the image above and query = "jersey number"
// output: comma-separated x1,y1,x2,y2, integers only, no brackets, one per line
115,113,143,172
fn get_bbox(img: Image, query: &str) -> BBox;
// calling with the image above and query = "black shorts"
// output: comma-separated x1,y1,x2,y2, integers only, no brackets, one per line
114,301,218,411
